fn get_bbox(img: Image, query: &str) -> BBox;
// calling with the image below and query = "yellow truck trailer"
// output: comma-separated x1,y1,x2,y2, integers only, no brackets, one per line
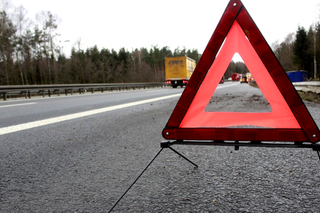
164,56,196,88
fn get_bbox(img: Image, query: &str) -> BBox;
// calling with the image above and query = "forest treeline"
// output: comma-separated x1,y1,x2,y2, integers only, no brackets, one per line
0,2,319,85
0,4,203,85
272,25,320,80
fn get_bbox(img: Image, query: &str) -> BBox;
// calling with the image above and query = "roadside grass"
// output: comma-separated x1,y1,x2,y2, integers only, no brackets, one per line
297,91,320,104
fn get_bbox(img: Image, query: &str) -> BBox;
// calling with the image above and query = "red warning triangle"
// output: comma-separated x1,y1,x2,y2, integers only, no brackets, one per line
162,0,320,143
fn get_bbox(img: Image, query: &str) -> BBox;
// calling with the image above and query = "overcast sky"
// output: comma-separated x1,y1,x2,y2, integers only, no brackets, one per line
6,0,320,58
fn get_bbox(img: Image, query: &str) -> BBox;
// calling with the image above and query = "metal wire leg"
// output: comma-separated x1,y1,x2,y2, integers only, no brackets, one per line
168,146,198,168
108,148,164,213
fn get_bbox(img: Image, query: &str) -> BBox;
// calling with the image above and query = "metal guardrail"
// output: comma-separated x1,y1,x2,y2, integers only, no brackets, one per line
0,83,168,101
293,81,320,94
1,81,317,101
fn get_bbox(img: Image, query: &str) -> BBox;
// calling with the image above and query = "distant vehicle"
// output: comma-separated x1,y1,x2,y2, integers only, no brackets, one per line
246,72,252,82
240,76,248,83
165,56,196,88
231,73,241,81
227,77,232,81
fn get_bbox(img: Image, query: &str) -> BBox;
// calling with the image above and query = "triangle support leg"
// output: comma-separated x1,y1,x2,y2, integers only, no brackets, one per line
108,147,164,213
161,141,198,168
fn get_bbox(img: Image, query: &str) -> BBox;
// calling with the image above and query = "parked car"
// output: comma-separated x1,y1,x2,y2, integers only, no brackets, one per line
240,76,248,83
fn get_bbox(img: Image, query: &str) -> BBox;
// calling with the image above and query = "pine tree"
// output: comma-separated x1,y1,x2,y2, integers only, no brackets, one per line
293,26,312,72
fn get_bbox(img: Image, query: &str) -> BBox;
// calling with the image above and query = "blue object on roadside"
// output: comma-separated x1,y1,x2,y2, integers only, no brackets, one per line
286,70,308,82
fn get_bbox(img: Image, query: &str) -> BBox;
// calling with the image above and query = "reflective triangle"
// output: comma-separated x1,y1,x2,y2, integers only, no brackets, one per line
162,0,320,143
180,21,299,129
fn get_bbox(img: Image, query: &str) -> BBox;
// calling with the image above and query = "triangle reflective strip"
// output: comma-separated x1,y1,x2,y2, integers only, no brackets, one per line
180,21,300,129
162,0,320,143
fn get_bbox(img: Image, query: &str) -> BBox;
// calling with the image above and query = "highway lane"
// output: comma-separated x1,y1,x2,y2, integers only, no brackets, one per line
2,86,185,212
0,87,184,129
2,82,319,212
0,82,239,212
0,82,239,131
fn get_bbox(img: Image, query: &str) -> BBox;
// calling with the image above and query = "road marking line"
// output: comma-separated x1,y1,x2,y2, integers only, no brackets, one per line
217,82,239,89
0,94,181,136
0,102,37,108
146,89,171,92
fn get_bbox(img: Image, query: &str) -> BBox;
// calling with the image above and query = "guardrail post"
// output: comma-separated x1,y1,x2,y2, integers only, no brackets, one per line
2,92,6,101
27,91,31,99
48,90,51,97
65,89,68,96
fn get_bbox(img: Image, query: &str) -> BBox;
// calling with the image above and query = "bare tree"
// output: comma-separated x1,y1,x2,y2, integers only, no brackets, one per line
0,10,16,85
273,33,297,71
13,5,30,84
36,11,60,84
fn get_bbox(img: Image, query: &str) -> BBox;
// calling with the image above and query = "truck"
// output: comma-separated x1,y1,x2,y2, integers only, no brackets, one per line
164,56,196,88
231,73,241,81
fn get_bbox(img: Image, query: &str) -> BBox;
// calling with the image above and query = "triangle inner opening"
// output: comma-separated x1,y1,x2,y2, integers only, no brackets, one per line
205,54,272,113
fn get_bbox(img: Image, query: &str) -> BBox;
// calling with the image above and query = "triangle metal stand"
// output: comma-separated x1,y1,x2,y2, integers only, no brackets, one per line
108,140,320,212
162,140,320,150
161,140,320,164
107,143,197,213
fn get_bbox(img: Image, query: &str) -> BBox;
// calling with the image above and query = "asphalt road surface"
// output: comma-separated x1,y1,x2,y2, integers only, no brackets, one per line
1,82,320,212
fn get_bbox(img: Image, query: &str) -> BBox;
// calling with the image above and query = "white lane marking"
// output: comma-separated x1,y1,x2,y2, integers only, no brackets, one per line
0,94,181,136
0,102,37,108
146,89,171,92
217,82,239,89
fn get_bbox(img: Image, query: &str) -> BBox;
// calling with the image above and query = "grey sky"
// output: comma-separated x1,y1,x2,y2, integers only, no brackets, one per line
7,0,320,58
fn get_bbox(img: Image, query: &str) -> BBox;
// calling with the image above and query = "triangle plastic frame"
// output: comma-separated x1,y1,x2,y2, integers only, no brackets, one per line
162,0,320,143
